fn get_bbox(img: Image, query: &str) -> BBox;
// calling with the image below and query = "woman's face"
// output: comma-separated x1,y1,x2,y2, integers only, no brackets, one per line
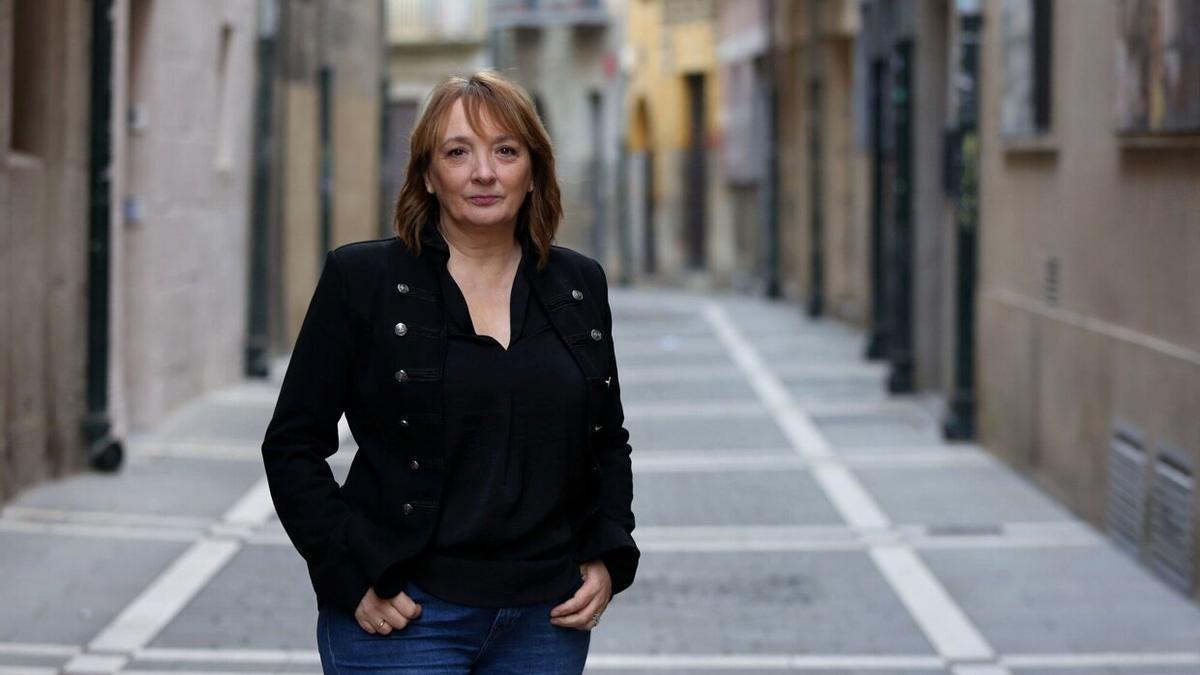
425,98,533,234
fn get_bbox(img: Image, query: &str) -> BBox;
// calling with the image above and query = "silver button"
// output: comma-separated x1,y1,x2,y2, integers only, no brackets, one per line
571,289,583,301
590,329,602,341
604,376,612,388
402,503,414,516
592,424,604,432
394,322,408,337
396,283,410,294
409,460,420,471
399,418,410,429
395,369,408,382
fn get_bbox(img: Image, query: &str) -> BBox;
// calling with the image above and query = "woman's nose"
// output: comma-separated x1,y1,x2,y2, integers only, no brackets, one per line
471,156,497,182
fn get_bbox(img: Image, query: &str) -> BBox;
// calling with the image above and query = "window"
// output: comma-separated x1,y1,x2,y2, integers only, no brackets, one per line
10,0,51,156
999,0,1053,137
1115,0,1200,134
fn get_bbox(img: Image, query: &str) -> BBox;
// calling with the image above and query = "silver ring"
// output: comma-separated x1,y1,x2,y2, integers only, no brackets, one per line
591,612,601,627
377,618,387,629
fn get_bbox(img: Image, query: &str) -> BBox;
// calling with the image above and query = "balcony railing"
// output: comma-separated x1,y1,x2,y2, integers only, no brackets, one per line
387,0,489,46
491,0,609,29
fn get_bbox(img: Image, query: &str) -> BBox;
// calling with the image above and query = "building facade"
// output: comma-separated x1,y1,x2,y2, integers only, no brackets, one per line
624,0,728,284
489,0,626,270
381,0,490,238
1,0,96,501
976,0,1200,597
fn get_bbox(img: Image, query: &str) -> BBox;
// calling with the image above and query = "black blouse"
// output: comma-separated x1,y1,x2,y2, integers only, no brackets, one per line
407,235,590,607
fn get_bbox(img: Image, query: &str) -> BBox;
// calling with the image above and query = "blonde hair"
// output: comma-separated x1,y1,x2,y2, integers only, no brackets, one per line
391,70,562,269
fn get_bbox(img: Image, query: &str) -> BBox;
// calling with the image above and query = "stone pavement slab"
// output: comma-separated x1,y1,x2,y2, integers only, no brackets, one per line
0,531,187,645
150,545,317,650
625,414,790,451
854,464,1076,526
812,408,946,448
633,470,844,527
620,378,760,403
923,547,1200,654
589,550,936,656
6,455,262,519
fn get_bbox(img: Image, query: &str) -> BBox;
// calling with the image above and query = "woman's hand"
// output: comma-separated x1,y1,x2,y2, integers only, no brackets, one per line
550,560,612,630
354,587,422,635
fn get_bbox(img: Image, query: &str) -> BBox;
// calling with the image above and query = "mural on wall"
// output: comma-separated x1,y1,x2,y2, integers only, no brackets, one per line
1115,0,1200,133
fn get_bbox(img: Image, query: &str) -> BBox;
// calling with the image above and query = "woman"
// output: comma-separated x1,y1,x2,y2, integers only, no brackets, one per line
261,70,639,674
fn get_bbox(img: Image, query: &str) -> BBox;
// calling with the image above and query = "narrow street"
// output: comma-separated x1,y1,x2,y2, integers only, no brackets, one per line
2,289,1199,675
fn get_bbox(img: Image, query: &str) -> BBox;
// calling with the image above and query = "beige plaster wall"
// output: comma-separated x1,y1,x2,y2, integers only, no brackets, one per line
977,0,1200,594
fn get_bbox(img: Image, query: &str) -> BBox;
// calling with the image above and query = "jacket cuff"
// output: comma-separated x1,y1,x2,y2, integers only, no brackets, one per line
573,516,640,595
343,512,413,601
314,549,372,616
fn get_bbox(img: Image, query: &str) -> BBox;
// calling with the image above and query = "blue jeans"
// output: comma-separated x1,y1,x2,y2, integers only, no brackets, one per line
316,581,591,674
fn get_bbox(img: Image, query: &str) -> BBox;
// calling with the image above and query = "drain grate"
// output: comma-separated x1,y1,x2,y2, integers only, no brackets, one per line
1149,445,1196,595
1106,421,1147,557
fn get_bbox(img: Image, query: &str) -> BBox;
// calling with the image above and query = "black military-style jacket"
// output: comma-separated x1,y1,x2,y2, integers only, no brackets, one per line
261,225,639,616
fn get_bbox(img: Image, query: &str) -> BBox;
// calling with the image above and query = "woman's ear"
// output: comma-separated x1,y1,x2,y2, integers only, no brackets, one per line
424,171,434,194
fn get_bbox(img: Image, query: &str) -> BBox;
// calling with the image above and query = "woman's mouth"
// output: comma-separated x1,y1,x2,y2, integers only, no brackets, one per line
467,195,501,206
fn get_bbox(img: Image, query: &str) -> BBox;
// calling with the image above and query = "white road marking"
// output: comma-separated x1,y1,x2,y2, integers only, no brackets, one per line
585,653,946,669
61,652,129,674
0,642,79,656
134,647,319,663
871,546,994,660
78,462,283,660
624,400,767,418
1001,651,1200,668
86,539,239,653
0,667,59,675
702,302,1003,669
0,506,211,529
0,519,200,542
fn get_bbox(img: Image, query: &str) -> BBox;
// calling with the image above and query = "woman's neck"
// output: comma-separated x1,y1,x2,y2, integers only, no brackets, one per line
438,218,521,277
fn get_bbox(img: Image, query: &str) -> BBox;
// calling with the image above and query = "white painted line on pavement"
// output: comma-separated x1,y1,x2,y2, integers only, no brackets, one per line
1001,651,1200,668
0,519,200,542
29,645,1200,675
220,478,274,526
135,647,319,663
952,666,1010,675
703,302,1003,671
809,464,890,529
0,506,211,530
871,546,995,661
701,305,833,461
617,365,743,382
61,652,129,674
624,400,767,419
121,667,314,672
586,653,946,669
82,449,285,658
0,667,59,675
0,642,79,656
87,539,239,653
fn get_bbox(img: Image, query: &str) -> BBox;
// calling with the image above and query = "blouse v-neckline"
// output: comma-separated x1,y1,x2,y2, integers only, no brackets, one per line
441,250,530,352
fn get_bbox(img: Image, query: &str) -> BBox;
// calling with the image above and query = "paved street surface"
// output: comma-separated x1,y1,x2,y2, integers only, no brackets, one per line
3,289,1200,675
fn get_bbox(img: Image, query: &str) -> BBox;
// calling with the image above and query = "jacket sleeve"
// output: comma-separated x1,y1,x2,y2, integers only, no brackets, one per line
260,250,380,615
574,258,640,596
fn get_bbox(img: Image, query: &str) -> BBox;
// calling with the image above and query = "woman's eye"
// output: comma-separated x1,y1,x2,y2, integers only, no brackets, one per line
448,148,466,158
498,146,518,157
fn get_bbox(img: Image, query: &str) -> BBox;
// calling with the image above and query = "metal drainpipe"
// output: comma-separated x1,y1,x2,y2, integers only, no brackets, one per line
943,7,982,440
763,0,781,298
805,0,824,316
886,38,915,394
83,0,124,472
246,0,278,378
